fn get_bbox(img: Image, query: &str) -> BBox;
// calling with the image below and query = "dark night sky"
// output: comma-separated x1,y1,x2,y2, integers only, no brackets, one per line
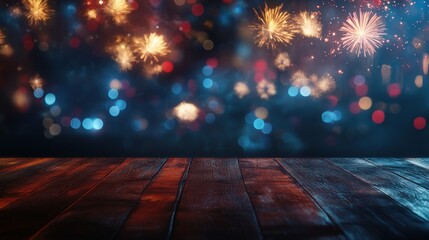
0,0,429,157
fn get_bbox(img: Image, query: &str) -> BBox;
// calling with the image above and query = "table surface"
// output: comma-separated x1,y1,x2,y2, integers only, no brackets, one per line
1,158,429,239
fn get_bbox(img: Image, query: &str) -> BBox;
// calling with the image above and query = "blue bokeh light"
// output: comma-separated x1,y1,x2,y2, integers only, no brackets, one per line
44,93,56,105
93,119,104,130
288,86,299,97
205,113,216,123
262,123,273,134
171,83,182,95
300,86,311,97
115,99,127,111
82,118,93,130
253,118,265,130
34,88,44,98
108,89,119,100
203,78,213,89
109,106,120,117
70,118,81,129
202,66,213,76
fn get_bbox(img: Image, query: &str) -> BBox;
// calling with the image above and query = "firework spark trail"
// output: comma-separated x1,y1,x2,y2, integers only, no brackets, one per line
251,4,298,49
134,33,170,63
22,0,53,25
340,10,386,57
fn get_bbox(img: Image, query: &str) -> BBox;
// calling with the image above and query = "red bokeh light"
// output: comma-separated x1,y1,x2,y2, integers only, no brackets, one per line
414,117,426,130
372,110,385,124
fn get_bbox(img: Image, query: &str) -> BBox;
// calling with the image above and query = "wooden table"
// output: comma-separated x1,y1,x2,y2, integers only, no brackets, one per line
1,158,429,239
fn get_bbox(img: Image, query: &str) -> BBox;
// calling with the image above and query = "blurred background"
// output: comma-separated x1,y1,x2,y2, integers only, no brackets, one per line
0,0,428,157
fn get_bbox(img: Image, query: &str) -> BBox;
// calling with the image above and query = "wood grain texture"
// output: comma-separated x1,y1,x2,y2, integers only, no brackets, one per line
277,158,429,239
406,158,429,170
0,158,84,210
0,158,63,193
31,158,166,240
172,158,263,240
0,158,125,240
117,158,190,240
328,158,429,221
364,158,429,190
239,158,343,239
0,158,42,171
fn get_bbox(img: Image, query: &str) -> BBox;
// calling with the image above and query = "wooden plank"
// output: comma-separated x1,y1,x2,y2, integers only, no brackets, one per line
239,158,343,239
365,158,429,190
0,158,85,209
328,158,429,221
31,158,166,240
0,158,125,240
0,158,65,192
117,158,190,240
405,158,429,170
277,158,429,239
0,158,39,171
0,158,57,173
172,158,263,240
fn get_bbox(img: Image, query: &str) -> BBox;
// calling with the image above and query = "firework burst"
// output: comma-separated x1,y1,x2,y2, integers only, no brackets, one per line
234,82,250,98
340,10,386,57
290,71,310,87
312,74,336,98
296,12,322,38
274,52,291,71
22,0,53,25
105,0,132,24
29,75,45,89
134,33,170,63
251,4,298,49
108,42,136,71
173,102,200,122
257,79,276,99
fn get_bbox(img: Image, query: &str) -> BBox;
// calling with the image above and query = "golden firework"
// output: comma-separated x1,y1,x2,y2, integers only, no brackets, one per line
290,70,310,87
340,10,386,57
313,74,336,98
86,9,98,20
251,4,298,49
256,79,276,99
274,52,291,71
296,12,322,38
134,33,170,63
234,82,250,99
108,42,136,71
29,75,45,89
105,0,132,24
22,0,54,25
173,102,199,122
144,64,163,78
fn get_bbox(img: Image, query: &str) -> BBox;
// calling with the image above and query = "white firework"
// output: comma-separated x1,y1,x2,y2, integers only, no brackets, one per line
340,10,386,57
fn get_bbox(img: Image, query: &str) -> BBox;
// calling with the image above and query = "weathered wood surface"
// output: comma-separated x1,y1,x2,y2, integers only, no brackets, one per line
277,158,429,239
117,158,190,240
0,158,429,240
328,158,429,221
239,158,343,239
32,158,166,240
172,158,263,240
0,158,125,239
365,158,429,190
